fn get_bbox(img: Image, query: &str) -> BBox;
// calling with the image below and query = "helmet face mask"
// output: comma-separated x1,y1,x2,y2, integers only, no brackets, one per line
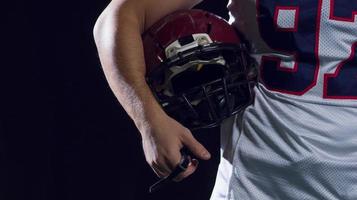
143,10,257,130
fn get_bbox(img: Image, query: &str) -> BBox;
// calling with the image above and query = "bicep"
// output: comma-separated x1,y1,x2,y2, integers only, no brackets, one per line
142,0,203,31
94,0,203,37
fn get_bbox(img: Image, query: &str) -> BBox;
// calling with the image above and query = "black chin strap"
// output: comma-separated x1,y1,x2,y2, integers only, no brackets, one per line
149,148,191,193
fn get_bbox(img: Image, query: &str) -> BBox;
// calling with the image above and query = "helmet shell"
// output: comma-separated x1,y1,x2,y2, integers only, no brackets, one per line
142,9,242,75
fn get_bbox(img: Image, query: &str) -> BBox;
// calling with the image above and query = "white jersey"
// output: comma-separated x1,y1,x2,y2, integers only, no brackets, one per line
211,0,357,199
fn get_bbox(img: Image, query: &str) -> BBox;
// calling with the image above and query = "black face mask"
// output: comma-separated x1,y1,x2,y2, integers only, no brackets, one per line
147,43,257,130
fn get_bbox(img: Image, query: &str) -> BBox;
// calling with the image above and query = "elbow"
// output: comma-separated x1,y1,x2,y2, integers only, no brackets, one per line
93,11,107,47
93,1,142,47
93,21,100,45
93,1,121,47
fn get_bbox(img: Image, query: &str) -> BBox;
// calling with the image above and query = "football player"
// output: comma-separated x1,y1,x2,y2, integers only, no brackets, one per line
94,0,357,199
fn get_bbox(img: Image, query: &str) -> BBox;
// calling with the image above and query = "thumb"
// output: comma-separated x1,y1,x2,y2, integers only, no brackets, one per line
182,132,211,160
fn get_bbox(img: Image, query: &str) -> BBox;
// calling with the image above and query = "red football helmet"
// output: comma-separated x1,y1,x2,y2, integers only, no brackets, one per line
143,9,256,130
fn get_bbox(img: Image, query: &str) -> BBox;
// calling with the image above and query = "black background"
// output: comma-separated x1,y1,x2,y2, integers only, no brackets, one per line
2,0,229,199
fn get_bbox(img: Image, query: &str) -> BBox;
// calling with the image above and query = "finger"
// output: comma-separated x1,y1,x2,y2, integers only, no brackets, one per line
172,159,199,182
163,149,183,171
154,159,172,174
152,163,171,178
182,132,211,160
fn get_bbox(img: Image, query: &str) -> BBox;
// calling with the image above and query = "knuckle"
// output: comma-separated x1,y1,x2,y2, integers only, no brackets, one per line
184,129,193,136
162,171,170,177
180,128,191,138
167,150,179,160
154,170,162,177
167,161,178,171
183,127,191,134
155,160,166,169
148,158,162,167
153,157,160,164
146,159,154,166
151,166,169,178
155,171,166,178
167,156,181,169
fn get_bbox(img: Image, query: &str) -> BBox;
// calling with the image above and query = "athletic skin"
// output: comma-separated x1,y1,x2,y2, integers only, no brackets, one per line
211,0,357,199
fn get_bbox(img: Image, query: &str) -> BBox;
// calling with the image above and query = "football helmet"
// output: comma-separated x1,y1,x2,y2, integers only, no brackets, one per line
143,9,256,130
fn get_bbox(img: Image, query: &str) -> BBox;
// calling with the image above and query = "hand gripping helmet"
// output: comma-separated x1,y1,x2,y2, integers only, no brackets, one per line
143,10,256,130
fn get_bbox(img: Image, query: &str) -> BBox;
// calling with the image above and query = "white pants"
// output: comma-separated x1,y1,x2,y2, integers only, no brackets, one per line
210,115,241,200
210,156,233,200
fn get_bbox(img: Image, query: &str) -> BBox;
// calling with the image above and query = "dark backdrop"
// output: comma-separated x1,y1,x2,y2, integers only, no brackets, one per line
2,0,228,199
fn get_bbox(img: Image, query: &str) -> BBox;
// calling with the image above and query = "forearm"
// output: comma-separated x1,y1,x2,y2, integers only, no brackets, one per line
93,0,203,134
93,1,165,133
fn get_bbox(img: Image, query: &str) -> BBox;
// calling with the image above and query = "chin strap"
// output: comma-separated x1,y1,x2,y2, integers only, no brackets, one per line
149,148,191,193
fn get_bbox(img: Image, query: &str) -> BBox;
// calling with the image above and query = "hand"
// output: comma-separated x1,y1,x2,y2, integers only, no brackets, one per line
140,114,211,182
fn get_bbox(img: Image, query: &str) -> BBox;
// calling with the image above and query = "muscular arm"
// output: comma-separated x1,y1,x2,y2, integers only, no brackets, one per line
93,0,210,180
93,0,202,132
